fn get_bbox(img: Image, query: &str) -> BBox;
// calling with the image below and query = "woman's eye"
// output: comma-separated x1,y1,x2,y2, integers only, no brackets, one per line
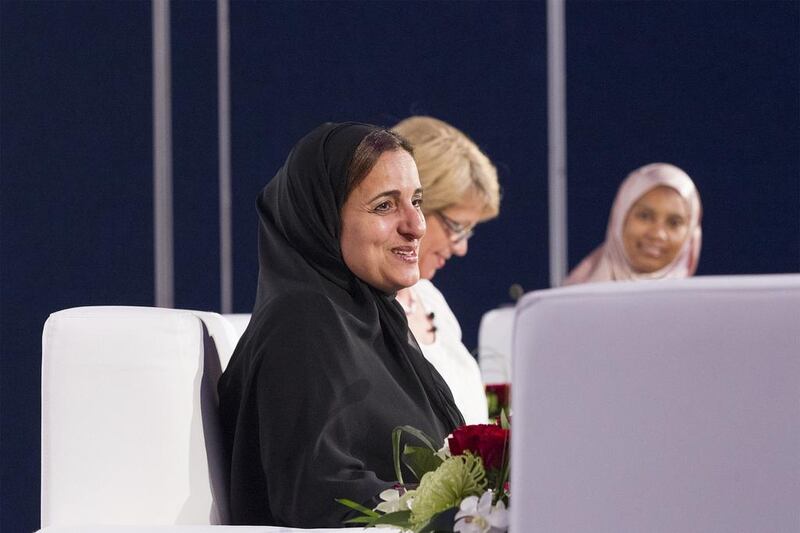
635,210,652,221
668,217,686,228
373,201,393,213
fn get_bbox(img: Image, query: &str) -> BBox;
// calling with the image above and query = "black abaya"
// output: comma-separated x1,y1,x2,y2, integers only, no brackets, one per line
218,122,463,527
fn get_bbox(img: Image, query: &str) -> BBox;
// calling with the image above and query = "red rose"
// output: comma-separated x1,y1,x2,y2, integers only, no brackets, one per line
447,424,510,471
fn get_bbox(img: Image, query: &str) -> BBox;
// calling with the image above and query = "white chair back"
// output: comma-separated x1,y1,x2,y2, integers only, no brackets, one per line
510,275,800,533
222,314,251,351
41,306,233,527
196,311,240,371
477,306,515,384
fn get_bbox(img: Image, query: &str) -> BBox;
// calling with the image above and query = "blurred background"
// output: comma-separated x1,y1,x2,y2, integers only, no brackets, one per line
1,1,798,531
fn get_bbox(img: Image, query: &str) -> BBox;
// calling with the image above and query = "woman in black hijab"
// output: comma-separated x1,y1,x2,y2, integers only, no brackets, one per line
218,122,464,527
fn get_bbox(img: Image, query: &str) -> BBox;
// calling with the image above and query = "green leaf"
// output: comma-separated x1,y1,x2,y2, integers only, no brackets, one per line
392,427,404,485
372,509,412,526
343,516,378,525
335,498,380,518
492,438,511,503
394,425,440,452
486,393,499,418
500,409,510,430
393,425,441,484
403,444,444,479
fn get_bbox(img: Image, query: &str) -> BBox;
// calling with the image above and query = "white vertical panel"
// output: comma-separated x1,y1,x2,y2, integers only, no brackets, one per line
218,0,233,314
153,0,174,307
547,0,568,287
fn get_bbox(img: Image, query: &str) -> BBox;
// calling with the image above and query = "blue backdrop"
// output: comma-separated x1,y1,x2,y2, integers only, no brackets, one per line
566,2,800,275
1,2,797,531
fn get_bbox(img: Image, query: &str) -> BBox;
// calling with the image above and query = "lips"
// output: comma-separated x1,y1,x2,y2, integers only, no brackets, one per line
638,242,665,258
391,246,418,263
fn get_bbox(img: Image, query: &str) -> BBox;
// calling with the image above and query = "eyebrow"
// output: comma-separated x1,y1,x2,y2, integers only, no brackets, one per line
635,201,686,214
366,188,423,203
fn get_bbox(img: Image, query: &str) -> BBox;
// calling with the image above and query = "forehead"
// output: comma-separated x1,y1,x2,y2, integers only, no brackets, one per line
632,186,688,216
441,189,488,221
353,150,420,197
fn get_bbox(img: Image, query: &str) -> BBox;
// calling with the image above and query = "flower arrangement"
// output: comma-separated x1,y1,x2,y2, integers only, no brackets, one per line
338,414,510,533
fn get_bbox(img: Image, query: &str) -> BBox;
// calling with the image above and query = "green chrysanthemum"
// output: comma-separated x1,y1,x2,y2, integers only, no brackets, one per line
410,453,487,527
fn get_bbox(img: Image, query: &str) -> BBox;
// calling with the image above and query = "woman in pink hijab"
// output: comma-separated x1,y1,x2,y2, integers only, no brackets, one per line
564,163,702,285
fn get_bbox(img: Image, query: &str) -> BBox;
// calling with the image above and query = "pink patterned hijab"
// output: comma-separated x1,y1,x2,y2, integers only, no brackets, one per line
564,163,702,285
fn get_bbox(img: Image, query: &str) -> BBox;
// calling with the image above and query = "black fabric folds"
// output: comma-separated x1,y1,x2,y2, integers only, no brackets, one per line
218,122,464,527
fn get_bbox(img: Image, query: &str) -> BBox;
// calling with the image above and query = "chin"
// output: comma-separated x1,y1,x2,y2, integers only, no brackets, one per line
633,260,666,274
419,267,436,281
395,272,421,290
418,262,436,281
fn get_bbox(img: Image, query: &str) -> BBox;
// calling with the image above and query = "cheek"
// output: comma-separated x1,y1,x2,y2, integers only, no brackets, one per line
419,234,434,262
666,228,689,253
670,226,690,243
622,217,644,240
621,220,646,260
345,219,390,248
420,223,448,256
339,227,360,272
621,222,638,250
368,219,397,250
340,220,374,270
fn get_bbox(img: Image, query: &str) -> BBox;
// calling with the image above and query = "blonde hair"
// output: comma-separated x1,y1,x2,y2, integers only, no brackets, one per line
392,116,500,220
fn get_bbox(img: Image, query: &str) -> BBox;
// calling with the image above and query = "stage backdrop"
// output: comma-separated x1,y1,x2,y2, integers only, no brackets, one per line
1,2,797,532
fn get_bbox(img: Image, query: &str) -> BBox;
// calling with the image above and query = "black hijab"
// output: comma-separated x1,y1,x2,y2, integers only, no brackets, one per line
218,122,463,527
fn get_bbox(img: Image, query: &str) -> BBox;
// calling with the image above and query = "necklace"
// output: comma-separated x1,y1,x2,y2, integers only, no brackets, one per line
398,289,437,334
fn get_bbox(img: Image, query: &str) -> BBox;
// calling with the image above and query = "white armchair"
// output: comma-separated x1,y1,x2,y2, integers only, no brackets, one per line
41,306,235,528
510,274,800,533
39,306,360,533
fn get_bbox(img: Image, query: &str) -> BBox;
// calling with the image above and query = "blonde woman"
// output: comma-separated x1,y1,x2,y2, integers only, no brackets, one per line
392,116,500,424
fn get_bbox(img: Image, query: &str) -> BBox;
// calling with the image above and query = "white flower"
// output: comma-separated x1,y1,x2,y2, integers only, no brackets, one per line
453,490,509,533
374,487,415,514
436,437,452,461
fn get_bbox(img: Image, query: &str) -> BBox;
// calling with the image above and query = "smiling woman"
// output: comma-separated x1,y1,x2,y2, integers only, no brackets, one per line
340,148,425,292
218,122,463,527
622,185,691,274
565,163,703,285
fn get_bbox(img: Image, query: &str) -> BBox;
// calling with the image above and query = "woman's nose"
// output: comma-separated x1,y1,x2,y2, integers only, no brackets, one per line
400,205,425,239
648,221,668,240
452,238,468,257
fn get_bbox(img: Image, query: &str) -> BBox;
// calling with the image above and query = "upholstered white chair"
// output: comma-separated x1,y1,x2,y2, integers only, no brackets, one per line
477,305,515,384
41,306,237,528
510,274,800,533
39,306,362,533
